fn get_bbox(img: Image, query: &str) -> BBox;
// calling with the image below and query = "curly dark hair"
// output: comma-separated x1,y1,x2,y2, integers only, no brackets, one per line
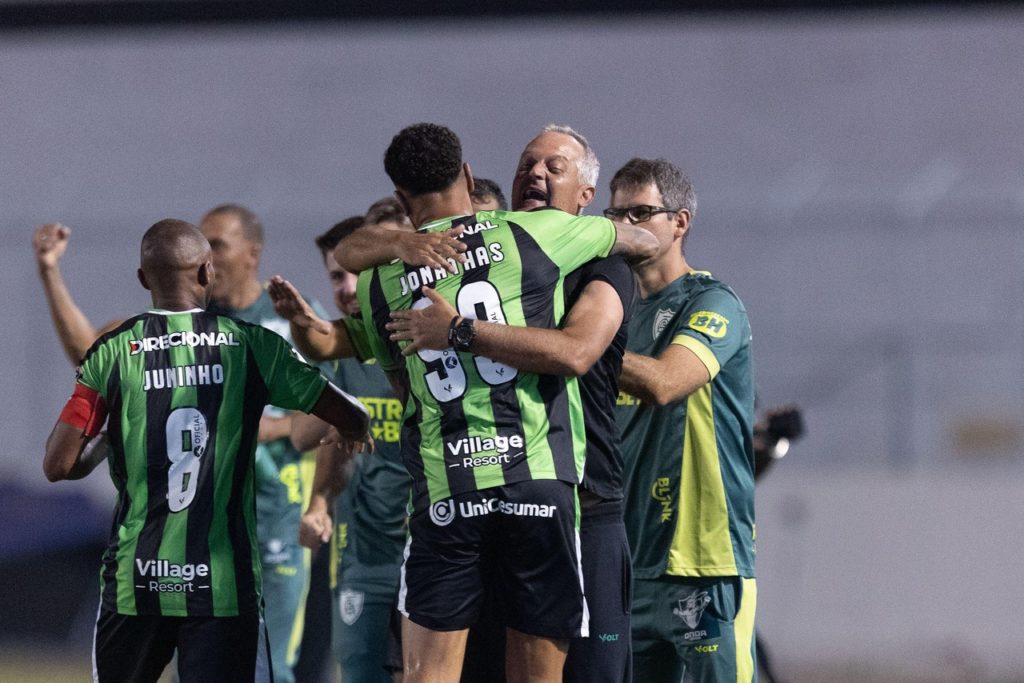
384,123,463,196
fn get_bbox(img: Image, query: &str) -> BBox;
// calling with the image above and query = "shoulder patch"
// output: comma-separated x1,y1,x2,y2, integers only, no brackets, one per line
687,311,729,338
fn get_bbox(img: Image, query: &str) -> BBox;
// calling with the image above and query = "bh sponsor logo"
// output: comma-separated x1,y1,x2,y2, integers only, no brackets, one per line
135,559,210,593
428,496,557,526
687,311,729,338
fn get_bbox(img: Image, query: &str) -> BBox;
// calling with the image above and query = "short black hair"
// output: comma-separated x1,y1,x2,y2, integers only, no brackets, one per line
384,123,463,196
365,196,410,226
203,203,264,244
609,158,697,218
470,177,508,210
315,215,364,258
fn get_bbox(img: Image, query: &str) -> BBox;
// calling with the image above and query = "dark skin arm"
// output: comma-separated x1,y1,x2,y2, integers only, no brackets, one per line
333,224,467,275
387,284,623,376
44,423,108,482
335,219,657,273
308,383,371,445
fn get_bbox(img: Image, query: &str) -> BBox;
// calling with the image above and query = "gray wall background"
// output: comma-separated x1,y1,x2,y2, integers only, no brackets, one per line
3,8,1023,676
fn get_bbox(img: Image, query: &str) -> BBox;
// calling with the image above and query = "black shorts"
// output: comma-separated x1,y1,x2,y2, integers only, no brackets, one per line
399,480,587,639
564,495,633,683
93,607,260,683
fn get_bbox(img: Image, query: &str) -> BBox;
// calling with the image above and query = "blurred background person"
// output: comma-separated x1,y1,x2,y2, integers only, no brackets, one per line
276,199,414,683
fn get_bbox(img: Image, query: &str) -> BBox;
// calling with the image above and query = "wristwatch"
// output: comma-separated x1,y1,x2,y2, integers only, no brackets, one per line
448,316,476,352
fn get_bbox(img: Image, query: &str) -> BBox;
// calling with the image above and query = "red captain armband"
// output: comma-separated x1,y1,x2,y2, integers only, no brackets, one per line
59,383,108,437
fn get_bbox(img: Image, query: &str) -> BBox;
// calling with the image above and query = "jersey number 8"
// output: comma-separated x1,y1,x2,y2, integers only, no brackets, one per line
166,407,209,512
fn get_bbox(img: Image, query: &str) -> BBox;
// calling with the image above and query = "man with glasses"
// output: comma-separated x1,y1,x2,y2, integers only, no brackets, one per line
609,158,757,683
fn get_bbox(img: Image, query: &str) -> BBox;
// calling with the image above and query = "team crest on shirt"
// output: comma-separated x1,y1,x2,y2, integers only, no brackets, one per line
653,308,675,338
338,589,364,625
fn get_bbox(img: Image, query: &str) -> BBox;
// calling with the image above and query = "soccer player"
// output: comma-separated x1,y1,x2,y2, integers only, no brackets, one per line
610,159,757,683
33,211,328,682
199,203,329,683
43,219,371,683
280,209,412,683
390,125,637,683
333,122,657,683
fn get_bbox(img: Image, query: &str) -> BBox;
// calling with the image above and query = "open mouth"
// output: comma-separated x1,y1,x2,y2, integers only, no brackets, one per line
519,186,549,208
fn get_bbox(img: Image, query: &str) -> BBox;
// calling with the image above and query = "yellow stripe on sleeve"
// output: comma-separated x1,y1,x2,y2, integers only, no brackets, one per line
671,334,720,379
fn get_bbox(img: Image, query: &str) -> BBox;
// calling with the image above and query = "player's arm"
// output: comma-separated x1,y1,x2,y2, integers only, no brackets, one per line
607,220,660,263
33,224,122,364
332,224,467,274
257,414,293,443
44,383,108,482
290,412,332,452
300,439,356,548
309,383,371,445
618,348,710,407
269,276,358,361
388,284,622,376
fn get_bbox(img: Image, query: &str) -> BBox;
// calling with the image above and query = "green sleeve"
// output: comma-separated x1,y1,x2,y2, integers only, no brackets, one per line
669,288,749,380
509,210,616,272
245,326,329,412
341,316,376,363
355,270,402,373
77,342,113,398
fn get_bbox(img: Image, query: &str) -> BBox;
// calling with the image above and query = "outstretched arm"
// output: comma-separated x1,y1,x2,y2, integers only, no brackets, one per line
33,224,121,364
269,276,356,361
333,224,467,274
309,383,371,445
608,221,660,264
387,283,623,377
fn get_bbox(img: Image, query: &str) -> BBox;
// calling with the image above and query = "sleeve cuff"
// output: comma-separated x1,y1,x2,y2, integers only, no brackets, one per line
671,334,720,379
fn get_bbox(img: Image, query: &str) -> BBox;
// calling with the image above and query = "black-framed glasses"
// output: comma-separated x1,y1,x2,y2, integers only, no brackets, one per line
603,205,679,224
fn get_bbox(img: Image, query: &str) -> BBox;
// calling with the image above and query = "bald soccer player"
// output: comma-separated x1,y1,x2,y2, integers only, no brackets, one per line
44,219,371,683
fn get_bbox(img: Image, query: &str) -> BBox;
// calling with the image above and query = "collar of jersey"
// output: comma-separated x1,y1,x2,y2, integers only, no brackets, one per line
148,308,204,315
418,215,466,233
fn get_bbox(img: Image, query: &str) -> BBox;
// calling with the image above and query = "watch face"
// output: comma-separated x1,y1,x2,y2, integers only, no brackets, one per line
455,319,475,347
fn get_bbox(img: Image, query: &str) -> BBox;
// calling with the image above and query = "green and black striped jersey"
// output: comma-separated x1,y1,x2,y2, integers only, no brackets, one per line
77,308,328,617
616,271,756,579
356,209,616,504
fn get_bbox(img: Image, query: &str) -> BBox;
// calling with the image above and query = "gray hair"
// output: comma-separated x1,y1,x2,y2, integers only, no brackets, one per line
542,123,600,187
